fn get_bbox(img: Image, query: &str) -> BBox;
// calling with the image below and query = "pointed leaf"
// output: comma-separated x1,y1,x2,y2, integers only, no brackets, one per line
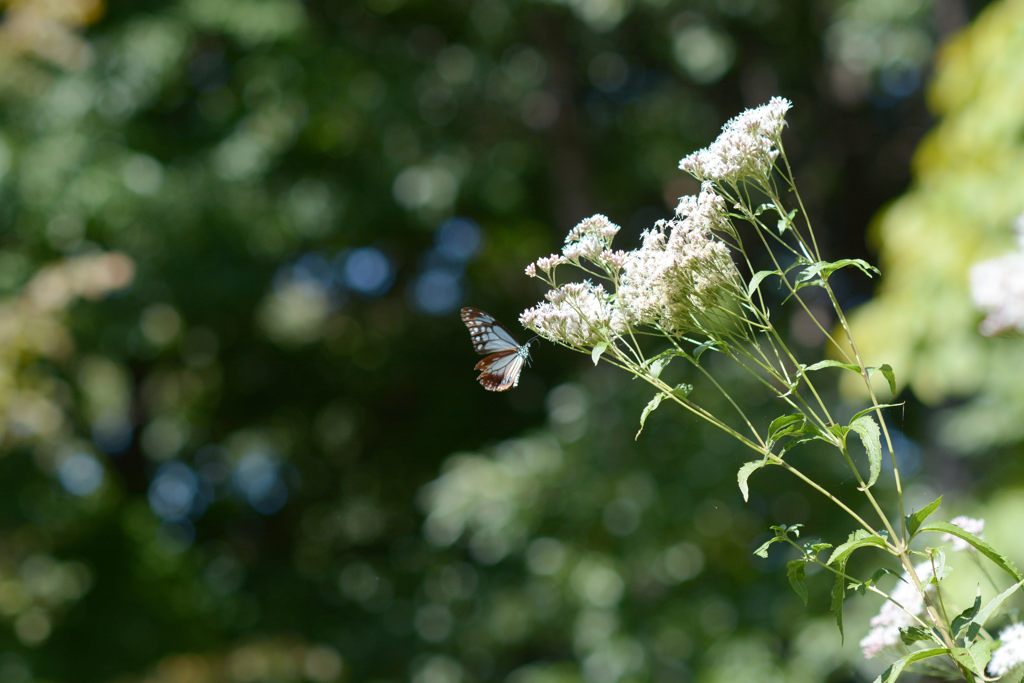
899,626,933,646
970,578,1024,639
826,529,888,640
850,402,905,424
950,590,981,638
747,269,780,298
737,459,772,502
920,522,1023,581
906,496,942,538
951,640,996,677
876,364,897,396
849,414,882,490
803,359,862,375
787,560,808,605
647,354,671,379
635,393,665,440
591,342,609,365
872,648,949,683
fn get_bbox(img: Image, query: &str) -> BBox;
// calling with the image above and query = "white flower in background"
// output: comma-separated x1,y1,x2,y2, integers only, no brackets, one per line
679,97,793,183
943,516,984,552
970,216,1024,335
860,561,935,659
989,623,1024,678
520,281,625,347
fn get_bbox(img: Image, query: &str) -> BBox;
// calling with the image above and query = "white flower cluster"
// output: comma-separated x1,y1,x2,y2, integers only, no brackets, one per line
679,97,793,184
943,515,984,552
970,215,1024,336
519,280,625,347
521,186,744,348
859,561,935,659
989,623,1024,678
618,192,743,336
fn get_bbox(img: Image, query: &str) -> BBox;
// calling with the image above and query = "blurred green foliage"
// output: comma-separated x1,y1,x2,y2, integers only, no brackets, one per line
846,0,1024,452
0,0,1005,682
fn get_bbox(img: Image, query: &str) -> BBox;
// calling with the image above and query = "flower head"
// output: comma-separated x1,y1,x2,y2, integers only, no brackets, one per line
618,187,744,337
519,280,625,348
859,561,935,660
562,214,621,264
679,97,792,184
989,623,1024,678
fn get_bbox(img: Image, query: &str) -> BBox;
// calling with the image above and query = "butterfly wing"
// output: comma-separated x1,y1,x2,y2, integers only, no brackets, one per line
475,349,526,392
461,307,521,354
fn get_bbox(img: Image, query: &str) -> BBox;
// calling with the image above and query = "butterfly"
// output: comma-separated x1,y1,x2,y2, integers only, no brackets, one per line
460,307,532,392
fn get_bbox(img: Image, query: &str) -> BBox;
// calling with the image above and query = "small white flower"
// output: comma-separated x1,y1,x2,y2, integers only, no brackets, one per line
989,623,1024,678
617,188,744,338
525,253,567,278
679,97,793,184
562,214,622,264
943,516,985,552
860,561,935,660
520,280,625,347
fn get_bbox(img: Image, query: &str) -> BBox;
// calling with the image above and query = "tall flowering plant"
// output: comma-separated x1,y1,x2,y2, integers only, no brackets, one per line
519,98,1024,682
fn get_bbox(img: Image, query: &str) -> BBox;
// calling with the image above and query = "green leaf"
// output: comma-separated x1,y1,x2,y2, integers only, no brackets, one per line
951,640,996,677
647,355,671,379
796,258,880,286
872,648,949,683
737,459,775,502
803,359,862,375
827,529,889,640
692,340,718,362
920,522,1024,581
876,364,897,396
849,402,905,424
747,270,780,298
950,589,981,638
849,414,882,490
970,578,1024,639
905,496,942,538
777,208,797,234
787,560,808,605
672,383,693,399
766,413,823,450
826,529,889,567
899,626,933,646
591,342,608,365
635,393,665,440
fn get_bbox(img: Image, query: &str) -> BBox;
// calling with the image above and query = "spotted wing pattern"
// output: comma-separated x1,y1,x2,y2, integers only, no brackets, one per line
460,307,529,392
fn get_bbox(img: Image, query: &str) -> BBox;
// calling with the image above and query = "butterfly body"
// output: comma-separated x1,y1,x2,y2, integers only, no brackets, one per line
460,307,531,391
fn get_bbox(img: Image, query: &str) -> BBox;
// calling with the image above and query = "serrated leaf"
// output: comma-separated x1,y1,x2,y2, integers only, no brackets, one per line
849,402,905,424
787,560,808,605
692,340,718,362
672,383,693,399
747,270,780,298
906,496,942,538
803,359,862,374
951,590,982,638
826,529,889,567
920,522,1024,582
876,364,897,396
951,640,996,677
849,414,882,490
827,529,888,641
647,355,671,379
635,393,665,440
796,258,880,284
970,578,1024,640
899,626,932,646
753,536,782,559
737,459,775,502
777,208,797,234
591,342,608,365
872,647,949,683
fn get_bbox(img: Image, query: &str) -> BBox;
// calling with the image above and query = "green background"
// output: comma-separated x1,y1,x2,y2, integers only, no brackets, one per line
0,0,1020,681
